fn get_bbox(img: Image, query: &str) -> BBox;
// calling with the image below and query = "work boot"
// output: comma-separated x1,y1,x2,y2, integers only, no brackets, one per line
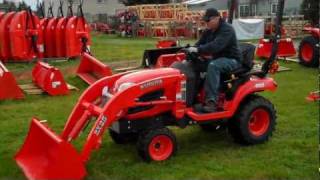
193,103,203,113
202,100,217,113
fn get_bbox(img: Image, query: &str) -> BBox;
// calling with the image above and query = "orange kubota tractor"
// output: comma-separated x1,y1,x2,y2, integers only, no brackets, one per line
15,0,285,179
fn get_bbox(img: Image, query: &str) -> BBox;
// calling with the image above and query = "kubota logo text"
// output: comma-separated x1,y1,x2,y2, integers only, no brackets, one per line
94,116,108,135
140,79,163,89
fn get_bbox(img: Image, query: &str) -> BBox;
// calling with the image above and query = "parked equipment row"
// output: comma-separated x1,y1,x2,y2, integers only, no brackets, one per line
0,0,90,62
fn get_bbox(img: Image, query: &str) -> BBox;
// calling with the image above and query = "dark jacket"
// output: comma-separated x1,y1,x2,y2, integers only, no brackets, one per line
196,20,241,62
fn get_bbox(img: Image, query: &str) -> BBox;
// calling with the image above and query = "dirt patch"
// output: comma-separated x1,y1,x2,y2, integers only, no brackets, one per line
15,71,32,81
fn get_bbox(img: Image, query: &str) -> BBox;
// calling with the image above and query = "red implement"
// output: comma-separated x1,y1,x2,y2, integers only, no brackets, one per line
65,16,90,58
0,61,24,100
303,27,320,37
155,53,185,68
10,10,44,61
0,11,5,60
45,17,59,58
306,91,320,102
0,12,15,62
15,118,86,180
39,18,49,57
32,61,69,96
55,17,70,57
256,38,296,58
77,52,112,85
156,40,177,49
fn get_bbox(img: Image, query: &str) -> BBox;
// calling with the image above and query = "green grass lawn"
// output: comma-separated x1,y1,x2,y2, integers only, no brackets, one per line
0,34,318,179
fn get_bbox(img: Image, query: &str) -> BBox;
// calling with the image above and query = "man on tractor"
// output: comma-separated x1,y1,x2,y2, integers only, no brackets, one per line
185,8,242,113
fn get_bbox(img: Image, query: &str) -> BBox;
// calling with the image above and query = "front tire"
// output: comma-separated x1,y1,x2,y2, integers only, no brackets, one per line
228,95,276,145
298,36,319,67
137,128,177,162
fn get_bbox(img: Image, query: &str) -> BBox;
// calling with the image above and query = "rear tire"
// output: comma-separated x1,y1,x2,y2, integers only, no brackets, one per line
298,36,319,67
137,128,177,162
228,95,276,145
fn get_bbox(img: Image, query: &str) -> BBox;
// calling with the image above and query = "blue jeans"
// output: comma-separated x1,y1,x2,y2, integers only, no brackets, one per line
205,57,242,103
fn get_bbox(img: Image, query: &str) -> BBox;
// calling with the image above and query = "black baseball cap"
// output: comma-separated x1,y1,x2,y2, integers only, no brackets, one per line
202,8,220,22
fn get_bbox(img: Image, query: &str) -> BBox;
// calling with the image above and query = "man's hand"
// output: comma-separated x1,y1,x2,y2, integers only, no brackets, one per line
186,47,198,53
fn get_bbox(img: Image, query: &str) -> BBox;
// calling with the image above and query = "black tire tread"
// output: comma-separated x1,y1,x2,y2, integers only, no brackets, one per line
136,127,177,162
298,36,319,67
228,94,277,145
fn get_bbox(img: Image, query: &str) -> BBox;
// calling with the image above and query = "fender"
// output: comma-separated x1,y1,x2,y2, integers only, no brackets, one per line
187,77,277,121
226,77,277,114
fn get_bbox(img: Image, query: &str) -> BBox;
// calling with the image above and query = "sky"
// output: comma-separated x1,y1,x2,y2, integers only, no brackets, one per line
24,0,38,9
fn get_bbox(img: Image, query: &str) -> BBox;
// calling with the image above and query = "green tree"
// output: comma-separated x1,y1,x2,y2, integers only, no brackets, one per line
18,1,29,10
2,0,17,11
300,0,319,26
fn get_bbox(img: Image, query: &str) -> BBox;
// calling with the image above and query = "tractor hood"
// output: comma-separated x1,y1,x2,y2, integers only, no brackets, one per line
114,68,181,91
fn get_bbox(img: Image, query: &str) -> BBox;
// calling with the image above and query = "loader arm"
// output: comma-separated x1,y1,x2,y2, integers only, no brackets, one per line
63,74,183,161
61,72,130,140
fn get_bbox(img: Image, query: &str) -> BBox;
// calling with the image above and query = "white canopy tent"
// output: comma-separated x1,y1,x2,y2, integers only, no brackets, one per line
183,0,212,5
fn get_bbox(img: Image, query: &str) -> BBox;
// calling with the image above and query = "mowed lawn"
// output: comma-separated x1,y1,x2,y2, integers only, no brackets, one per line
0,34,318,179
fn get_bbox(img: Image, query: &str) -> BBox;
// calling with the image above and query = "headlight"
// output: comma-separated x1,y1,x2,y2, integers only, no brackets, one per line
117,82,136,92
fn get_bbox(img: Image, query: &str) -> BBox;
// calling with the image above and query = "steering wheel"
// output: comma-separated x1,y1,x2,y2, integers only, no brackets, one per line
180,45,201,63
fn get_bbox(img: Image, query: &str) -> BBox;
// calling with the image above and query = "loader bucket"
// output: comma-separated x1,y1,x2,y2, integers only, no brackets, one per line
77,53,112,85
156,40,177,49
155,53,185,68
0,62,24,100
15,118,86,180
142,47,183,68
32,61,69,96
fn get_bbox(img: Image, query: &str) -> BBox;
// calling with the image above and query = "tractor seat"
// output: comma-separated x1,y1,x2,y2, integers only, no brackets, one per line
229,66,251,77
223,43,256,81
221,43,256,100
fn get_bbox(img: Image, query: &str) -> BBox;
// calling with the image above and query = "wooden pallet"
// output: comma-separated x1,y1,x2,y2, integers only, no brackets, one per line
19,83,79,95
253,63,291,72
278,57,299,63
